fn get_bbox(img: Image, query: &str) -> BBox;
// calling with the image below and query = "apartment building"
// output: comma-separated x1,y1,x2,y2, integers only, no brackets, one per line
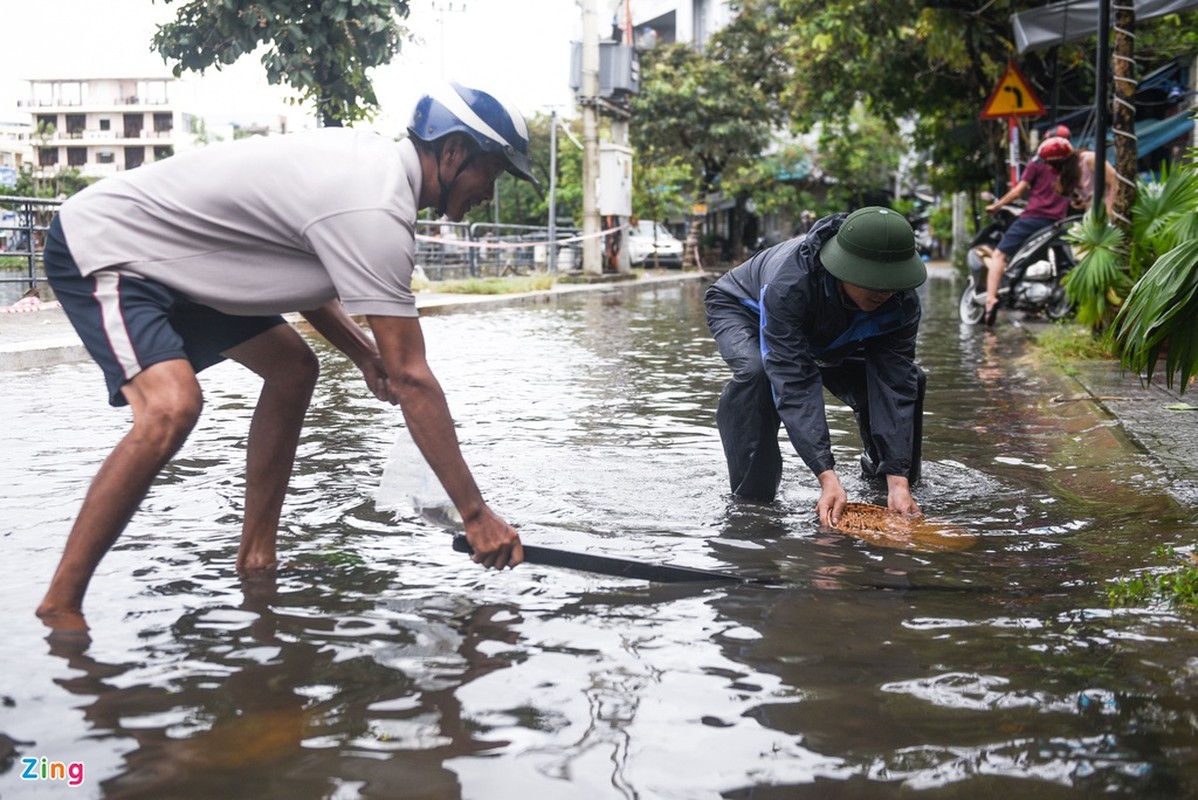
0,119,32,189
628,0,734,50
20,77,199,179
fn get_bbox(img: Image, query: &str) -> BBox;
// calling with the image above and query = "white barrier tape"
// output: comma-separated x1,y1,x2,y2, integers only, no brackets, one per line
1,299,61,314
415,225,625,251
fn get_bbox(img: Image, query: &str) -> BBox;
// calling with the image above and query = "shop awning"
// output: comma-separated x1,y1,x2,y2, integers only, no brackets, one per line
1076,113,1195,160
1013,0,1198,54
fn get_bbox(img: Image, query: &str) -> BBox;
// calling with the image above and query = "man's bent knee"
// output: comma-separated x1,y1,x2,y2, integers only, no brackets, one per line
124,360,203,452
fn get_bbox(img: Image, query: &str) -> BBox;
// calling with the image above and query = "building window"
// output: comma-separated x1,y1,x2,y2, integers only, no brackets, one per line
99,118,111,132
38,148,59,167
35,114,57,135
65,114,85,138
124,146,145,170
153,145,174,160
153,113,173,133
97,151,115,164
67,147,87,167
123,113,143,139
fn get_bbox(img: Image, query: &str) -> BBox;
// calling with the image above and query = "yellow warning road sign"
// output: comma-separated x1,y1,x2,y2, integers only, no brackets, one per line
980,62,1046,119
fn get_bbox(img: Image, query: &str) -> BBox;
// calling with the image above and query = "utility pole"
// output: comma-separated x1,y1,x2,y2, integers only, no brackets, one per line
611,0,633,275
548,108,559,271
580,0,602,275
430,1,466,81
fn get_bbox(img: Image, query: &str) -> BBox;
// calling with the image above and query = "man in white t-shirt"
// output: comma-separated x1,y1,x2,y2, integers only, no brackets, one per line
37,82,534,635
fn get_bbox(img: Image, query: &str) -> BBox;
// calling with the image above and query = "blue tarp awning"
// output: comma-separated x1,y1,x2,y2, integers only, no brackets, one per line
1075,114,1195,160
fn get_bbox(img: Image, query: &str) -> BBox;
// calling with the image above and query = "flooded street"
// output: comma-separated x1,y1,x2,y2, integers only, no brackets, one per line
2,273,1197,798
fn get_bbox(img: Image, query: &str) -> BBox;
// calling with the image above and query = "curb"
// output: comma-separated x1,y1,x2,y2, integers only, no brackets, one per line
0,270,713,371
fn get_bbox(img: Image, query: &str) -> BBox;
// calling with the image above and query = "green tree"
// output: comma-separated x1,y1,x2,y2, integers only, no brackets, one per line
632,2,790,261
152,0,412,127
774,0,1007,193
459,112,584,229
633,156,695,227
6,166,92,200
814,105,907,208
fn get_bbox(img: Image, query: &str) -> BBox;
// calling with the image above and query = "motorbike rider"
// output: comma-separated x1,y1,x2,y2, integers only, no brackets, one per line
705,207,927,527
1057,147,1117,218
982,136,1074,325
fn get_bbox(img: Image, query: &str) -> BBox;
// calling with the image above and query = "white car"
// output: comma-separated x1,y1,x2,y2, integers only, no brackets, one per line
627,220,684,267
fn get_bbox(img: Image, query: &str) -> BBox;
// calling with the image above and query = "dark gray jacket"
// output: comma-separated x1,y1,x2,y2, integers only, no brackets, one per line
706,214,923,477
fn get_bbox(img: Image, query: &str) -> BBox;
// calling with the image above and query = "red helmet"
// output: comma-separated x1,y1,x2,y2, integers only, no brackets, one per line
1038,136,1074,163
1052,124,1072,139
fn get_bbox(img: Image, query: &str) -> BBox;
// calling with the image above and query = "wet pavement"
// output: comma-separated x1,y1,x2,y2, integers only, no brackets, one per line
4,264,1197,507
1053,348,1198,506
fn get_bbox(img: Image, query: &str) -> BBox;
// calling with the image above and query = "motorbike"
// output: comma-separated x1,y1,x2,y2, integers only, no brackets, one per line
957,206,1080,324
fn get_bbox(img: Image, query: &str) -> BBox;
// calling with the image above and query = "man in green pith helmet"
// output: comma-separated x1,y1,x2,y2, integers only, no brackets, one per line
705,207,928,526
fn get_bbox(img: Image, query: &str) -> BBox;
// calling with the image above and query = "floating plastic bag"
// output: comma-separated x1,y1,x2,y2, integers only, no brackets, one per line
375,426,462,526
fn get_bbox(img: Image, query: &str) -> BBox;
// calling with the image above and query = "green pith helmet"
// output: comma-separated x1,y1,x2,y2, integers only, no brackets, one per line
819,207,927,292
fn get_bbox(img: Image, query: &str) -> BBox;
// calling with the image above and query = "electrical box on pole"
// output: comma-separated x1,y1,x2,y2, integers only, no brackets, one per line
570,42,640,99
598,143,633,217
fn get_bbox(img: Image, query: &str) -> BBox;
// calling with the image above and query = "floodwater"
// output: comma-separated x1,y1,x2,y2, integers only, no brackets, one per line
2,274,1198,798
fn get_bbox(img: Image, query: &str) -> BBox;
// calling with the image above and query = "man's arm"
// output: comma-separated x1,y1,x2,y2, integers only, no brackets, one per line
300,300,389,400
863,308,923,517
366,314,522,569
760,279,847,524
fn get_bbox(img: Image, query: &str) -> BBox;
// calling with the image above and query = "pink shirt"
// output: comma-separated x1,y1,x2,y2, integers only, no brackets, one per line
1022,159,1071,220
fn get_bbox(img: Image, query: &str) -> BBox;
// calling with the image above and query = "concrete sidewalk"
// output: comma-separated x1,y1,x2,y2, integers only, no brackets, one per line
0,270,708,370
1058,356,1198,505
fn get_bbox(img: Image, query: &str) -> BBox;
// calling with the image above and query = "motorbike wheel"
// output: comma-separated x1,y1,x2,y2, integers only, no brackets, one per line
1046,286,1074,320
958,276,986,324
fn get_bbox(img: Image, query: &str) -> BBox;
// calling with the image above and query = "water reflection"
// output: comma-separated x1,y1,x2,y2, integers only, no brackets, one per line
3,276,1198,797
42,570,525,799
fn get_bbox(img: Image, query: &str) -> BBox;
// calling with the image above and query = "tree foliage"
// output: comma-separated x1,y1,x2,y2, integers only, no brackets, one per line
815,105,908,208
773,0,1025,193
631,0,788,196
1107,158,1198,391
152,0,412,126
460,113,584,229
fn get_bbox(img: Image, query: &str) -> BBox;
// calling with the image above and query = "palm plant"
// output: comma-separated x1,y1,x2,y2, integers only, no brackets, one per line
1062,212,1129,328
1063,152,1198,391
1110,159,1198,392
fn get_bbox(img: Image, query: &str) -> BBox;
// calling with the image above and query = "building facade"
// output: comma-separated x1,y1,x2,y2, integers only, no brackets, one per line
19,77,199,179
0,120,32,189
627,0,734,50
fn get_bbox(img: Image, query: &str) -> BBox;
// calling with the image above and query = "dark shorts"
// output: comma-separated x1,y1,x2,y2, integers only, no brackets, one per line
44,216,286,407
996,215,1056,258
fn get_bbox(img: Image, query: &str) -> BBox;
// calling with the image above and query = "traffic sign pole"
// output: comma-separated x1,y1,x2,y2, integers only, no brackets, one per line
980,62,1046,191
1008,117,1020,185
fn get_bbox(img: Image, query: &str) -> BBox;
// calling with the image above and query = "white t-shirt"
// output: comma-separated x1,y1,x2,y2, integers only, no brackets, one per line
58,128,423,318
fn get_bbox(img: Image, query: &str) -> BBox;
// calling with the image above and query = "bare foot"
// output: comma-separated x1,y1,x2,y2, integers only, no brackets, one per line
36,606,91,642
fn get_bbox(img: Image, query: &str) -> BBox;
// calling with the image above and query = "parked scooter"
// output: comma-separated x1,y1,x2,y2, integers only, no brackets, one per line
958,205,1080,324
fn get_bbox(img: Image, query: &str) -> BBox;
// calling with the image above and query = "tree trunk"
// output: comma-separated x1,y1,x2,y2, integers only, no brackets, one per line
1111,0,1137,230
684,210,705,269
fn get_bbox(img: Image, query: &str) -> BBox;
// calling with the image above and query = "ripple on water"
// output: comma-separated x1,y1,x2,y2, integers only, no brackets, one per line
4,281,1198,797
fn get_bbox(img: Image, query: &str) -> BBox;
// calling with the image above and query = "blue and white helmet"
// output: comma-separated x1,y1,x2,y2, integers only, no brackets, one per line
408,81,537,185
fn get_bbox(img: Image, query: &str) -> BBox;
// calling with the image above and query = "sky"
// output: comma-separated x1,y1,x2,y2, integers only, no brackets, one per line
0,0,585,133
